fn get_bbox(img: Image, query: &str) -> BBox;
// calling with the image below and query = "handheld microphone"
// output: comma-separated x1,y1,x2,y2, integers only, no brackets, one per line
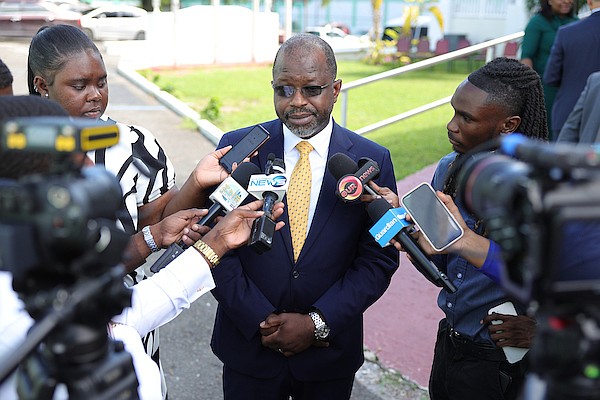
248,154,288,254
197,162,260,226
367,197,457,293
327,152,380,201
149,162,260,273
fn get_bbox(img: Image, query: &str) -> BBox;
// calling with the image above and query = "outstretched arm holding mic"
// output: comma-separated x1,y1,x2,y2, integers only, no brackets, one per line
150,162,261,273
114,199,287,336
367,198,457,293
326,153,454,290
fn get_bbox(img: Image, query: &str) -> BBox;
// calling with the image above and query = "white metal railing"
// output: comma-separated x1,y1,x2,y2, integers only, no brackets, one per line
340,31,525,135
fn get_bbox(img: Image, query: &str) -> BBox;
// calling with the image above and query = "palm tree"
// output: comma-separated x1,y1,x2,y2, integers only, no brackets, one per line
400,0,444,41
371,0,383,42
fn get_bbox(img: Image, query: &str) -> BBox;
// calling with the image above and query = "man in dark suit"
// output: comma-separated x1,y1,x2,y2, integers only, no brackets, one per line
544,0,600,139
210,33,398,399
557,71,600,143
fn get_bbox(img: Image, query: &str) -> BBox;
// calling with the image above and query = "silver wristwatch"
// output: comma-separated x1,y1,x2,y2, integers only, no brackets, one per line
309,310,330,340
142,225,159,253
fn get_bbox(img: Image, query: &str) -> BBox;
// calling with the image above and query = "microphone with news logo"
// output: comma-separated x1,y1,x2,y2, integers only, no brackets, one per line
327,152,380,201
367,197,457,293
247,153,288,254
150,162,261,273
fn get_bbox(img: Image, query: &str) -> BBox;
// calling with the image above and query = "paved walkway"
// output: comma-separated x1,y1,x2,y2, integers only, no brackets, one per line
365,164,443,389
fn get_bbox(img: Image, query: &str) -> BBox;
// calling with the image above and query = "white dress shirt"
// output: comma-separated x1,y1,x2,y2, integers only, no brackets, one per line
0,247,214,400
283,118,333,234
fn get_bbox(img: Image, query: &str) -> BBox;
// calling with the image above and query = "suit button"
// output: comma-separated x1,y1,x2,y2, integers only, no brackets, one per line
292,270,299,279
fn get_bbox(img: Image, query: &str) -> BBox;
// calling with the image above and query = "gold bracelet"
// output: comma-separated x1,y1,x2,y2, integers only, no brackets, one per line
193,239,220,268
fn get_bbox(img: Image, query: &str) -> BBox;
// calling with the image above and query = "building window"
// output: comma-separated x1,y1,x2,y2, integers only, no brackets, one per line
453,0,507,18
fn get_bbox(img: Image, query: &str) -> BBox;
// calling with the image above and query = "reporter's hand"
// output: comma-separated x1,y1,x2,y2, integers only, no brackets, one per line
152,208,206,248
201,200,285,257
359,182,399,207
394,191,458,255
191,145,233,191
482,313,536,348
392,191,489,266
180,224,210,247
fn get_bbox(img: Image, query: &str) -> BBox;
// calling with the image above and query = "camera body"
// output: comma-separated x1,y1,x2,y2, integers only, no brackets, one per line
456,136,600,306
455,135,600,399
0,167,125,287
0,116,128,297
0,117,139,399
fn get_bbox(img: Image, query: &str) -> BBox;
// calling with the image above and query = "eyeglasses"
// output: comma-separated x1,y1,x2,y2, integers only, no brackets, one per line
272,82,332,98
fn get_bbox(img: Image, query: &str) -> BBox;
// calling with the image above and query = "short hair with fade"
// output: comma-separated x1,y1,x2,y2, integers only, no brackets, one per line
272,33,337,81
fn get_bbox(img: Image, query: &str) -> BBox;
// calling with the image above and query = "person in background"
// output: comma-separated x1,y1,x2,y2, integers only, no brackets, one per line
557,71,600,143
210,33,398,400
0,58,14,96
27,24,234,398
520,0,577,139
544,0,600,139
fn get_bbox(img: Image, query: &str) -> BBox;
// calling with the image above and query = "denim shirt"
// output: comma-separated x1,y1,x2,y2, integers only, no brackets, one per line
431,152,513,345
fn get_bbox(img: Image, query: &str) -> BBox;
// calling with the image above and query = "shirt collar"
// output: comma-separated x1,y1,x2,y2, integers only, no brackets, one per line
283,117,333,159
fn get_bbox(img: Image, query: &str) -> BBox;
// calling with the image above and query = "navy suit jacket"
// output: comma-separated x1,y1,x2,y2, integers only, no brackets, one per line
210,119,398,381
557,71,600,143
544,11,600,133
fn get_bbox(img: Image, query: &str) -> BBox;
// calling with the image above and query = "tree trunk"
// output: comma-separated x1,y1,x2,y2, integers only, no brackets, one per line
371,0,382,41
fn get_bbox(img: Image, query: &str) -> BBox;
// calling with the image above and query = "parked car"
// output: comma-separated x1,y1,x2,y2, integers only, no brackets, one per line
79,4,147,40
0,0,81,37
304,24,369,52
48,0,92,13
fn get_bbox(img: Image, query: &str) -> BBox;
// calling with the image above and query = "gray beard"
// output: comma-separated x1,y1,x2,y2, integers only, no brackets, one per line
285,120,319,139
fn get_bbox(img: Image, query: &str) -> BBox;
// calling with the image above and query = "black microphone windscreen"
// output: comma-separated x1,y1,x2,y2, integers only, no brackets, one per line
272,158,285,172
367,197,393,221
327,153,358,180
231,162,261,188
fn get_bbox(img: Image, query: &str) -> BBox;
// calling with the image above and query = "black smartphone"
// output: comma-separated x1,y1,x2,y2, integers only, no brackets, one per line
401,182,464,251
219,125,270,174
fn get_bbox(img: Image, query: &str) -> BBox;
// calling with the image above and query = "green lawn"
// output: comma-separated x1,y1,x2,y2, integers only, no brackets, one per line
139,60,477,179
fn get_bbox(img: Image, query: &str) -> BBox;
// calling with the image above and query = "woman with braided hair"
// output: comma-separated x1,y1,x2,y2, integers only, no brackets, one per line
386,57,547,400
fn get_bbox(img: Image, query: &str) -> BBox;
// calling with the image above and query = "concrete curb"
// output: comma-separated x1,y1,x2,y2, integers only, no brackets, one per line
116,63,224,146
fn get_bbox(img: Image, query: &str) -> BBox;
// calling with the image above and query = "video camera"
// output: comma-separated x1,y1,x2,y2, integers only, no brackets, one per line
0,116,139,399
454,134,600,400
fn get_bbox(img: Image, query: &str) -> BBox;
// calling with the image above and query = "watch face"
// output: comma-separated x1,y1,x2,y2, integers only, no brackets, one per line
310,311,330,340
316,325,330,340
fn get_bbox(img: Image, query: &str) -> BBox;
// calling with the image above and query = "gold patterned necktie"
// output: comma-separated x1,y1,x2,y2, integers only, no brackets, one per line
288,141,313,262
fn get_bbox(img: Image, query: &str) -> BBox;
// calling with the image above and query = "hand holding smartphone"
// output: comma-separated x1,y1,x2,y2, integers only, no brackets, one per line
488,301,529,364
400,182,464,252
219,125,270,174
